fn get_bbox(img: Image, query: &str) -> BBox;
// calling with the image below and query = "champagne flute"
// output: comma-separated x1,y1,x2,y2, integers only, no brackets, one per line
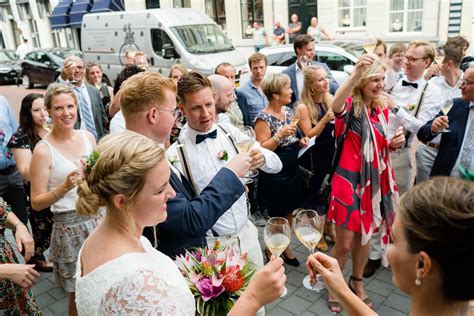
294,209,326,291
440,98,453,133
264,217,291,297
286,110,300,143
67,61,78,84
435,47,445,65
363,33,377,54
236,126,258,183
298,55,311,70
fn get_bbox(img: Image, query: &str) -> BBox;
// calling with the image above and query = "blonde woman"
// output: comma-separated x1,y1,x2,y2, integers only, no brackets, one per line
75,131,286,315
254,73,309,267
296,65,335,251
326,55,405,313
30,83,102,316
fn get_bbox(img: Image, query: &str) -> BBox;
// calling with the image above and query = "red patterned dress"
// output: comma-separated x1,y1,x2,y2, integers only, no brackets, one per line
327,98,398,265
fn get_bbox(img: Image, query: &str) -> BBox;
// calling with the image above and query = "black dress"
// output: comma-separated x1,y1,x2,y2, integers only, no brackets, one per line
299,104,335,215
7,128,54,262
255,107,302,217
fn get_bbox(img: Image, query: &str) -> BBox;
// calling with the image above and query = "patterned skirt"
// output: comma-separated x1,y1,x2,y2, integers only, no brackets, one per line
49,210,103,293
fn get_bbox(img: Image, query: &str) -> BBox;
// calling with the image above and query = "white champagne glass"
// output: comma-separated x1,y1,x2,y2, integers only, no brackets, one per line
236,126,258,183
363,33,377,54
440,98,453,133
294,209,326,291
285,110,300,143
264,217,291,297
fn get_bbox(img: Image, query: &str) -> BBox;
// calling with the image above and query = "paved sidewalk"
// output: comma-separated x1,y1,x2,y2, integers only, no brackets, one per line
6,224,410,315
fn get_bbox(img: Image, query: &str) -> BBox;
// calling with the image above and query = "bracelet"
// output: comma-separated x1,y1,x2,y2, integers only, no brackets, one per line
272,134,281,144
52,188,62,200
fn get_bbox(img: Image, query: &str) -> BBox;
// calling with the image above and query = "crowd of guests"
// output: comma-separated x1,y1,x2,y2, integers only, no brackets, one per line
0,32,473,316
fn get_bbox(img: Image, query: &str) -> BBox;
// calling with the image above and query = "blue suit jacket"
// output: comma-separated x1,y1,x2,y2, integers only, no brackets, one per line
282,61,339,105
417,98,471,176
144,167,244,258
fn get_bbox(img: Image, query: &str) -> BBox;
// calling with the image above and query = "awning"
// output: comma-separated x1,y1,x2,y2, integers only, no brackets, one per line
69,0,93,29
90,0,125,13
49,0,73,29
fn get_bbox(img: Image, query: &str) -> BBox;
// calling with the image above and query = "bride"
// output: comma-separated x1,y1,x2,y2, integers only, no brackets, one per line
74,131,286,315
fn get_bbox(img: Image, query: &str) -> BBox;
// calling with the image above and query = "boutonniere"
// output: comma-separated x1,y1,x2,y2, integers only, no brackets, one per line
168,155,180,165
404,103,417,111
217,150,228,161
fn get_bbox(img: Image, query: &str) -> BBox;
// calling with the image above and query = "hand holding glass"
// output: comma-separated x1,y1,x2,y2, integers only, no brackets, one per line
440,99,453,133
286,111,300,142
264,217,291,297
236,126,258,183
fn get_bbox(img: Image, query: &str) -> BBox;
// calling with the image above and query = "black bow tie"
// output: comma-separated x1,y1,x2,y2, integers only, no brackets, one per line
196,130,217,144
402,80,418,89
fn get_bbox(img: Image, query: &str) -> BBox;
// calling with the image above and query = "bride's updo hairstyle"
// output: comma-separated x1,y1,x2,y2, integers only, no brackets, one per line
76,131,164,219
398,176,474,301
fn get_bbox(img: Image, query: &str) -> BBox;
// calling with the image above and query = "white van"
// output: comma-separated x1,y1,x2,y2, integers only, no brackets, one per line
81,8,246,84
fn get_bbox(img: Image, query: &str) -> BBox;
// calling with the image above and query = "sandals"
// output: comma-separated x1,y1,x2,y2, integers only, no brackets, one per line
348,276,373,308
327,299,344,314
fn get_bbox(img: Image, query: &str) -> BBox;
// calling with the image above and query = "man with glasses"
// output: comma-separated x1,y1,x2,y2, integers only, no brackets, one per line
417,66,474,178
416,44,464,183
364,41,443,279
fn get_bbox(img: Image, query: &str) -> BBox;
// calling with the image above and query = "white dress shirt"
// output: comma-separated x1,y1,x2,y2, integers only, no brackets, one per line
384,68,404,92
427,72,463,145
388,75,443,145
296,63,304,99
167,123,282,236
110,110,126,133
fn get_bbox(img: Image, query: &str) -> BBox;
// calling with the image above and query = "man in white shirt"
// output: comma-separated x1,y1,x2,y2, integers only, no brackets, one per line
384,43,406,92
208,74,235,125
168,72,282,269
364,41,443,278
58,56,108,139
416,44,463,183
16,39,30,61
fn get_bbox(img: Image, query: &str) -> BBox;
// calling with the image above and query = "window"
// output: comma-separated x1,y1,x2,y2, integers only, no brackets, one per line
171,24,234,54
173,0,190,7
389,0,423,32
150,29,173,56
145,0,160,9
316,51,355,71
240,0,263,39
338,0,367,28
205,0,226,30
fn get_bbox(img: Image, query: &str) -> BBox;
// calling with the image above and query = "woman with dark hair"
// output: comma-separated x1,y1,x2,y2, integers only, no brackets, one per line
8,93,54,272
307,176,474,316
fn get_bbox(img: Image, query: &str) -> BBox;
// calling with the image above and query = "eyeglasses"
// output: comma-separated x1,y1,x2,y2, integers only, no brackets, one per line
403,56,427,63
157,108,180,118
460,79,474,86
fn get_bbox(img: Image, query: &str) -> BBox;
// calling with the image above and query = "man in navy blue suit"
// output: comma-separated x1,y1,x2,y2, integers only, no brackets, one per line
417,66,474,178
119,71,252,258
282,34,339,105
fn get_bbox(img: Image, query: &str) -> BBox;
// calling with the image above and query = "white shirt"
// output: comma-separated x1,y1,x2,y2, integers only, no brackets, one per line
58,78,96,131
110,111,126,133
296,63,304,99
384,68,404,92
388,75,443,145
167,123,282,236
217,112,231,125
16,43,30,60
427,72,463,145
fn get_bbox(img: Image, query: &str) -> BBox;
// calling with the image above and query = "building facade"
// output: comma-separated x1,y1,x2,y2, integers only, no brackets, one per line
0,0,472,54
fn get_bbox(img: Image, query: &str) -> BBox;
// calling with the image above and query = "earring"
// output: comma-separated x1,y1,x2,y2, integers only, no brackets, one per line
415,278,421,286
310,88,315,96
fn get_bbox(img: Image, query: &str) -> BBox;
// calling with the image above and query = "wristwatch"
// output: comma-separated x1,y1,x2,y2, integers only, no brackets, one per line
391,106,400,115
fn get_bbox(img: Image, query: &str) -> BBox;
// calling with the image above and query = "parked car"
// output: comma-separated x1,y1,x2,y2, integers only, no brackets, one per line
18,48,82,88
0,49,20,84
240,44,357,86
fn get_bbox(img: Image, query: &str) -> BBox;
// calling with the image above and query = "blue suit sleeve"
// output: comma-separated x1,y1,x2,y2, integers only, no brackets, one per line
236,88,251,126
417,111,442,143
159,167,245,237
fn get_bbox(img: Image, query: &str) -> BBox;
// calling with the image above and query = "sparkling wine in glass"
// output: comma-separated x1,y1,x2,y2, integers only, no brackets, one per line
236,126,258,183
264,217,291,297
440,99,453,133
67,61,78,84
286,111,300,143
294,209,326,291
298,55,312,70
363,33,377,54
435,47,445,65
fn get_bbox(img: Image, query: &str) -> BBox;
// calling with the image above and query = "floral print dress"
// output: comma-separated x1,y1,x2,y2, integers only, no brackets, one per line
0,199,41,315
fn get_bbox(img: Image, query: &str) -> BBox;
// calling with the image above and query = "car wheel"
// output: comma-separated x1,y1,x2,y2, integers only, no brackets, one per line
22,74,33,89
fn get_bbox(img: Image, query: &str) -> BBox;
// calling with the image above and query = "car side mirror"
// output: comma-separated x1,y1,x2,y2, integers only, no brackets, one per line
344,65,355,75
162,44,179,59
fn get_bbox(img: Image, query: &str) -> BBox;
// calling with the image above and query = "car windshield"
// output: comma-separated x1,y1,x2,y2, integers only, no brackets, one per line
0,51,17,62
51,49,82,59
170,24,234,54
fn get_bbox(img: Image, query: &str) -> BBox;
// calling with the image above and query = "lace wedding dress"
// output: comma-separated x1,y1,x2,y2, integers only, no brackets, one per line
75,237,195,315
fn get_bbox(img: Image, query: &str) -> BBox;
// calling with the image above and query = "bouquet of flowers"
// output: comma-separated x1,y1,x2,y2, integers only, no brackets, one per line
175,241,255,316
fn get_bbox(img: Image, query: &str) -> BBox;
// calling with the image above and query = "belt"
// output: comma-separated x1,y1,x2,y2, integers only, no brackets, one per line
426,142,440,150
0,165,15,175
